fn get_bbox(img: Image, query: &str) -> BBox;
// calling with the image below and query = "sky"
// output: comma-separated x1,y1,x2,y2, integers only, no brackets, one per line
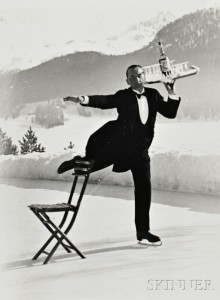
1,0,220,39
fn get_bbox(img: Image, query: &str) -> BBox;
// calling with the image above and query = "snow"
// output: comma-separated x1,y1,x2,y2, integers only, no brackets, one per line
0,114,220,196
0,103,220,300
0,179,220,299
0,11,174,71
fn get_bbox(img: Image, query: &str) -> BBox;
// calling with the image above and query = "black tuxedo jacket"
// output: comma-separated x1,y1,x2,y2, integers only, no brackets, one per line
82,87,181,172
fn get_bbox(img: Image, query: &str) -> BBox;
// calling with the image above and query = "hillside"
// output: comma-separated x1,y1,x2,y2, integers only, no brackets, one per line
0,8,220,120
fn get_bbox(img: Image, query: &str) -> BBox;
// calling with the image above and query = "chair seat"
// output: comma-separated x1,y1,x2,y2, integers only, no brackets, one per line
29,203,76,212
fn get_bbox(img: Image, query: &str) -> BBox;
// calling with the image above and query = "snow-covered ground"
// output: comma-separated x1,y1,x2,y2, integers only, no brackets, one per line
0,114,220,196
0,113,220,299
0,179,220,300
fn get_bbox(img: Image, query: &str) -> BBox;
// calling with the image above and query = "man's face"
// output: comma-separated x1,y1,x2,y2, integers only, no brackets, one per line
126,67,145,90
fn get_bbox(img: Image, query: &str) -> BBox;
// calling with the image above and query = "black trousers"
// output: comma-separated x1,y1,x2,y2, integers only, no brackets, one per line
85,132,151,232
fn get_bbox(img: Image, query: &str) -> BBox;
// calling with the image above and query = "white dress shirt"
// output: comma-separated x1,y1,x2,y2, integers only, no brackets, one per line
132,88,148,124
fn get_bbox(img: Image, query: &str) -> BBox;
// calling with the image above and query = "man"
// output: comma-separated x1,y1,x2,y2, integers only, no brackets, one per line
58,65,181,245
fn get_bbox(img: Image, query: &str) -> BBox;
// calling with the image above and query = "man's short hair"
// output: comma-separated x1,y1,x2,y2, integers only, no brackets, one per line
126,65,143,78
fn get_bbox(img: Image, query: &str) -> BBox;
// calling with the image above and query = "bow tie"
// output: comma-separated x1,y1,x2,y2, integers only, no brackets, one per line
133,91,145,99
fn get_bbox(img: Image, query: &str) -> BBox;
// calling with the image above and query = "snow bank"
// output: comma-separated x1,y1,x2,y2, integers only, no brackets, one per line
0,150,219,196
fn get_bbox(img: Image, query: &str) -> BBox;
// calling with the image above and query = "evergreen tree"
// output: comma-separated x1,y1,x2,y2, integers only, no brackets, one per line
0,128,18,155
19,127,45,155
64,141,74,150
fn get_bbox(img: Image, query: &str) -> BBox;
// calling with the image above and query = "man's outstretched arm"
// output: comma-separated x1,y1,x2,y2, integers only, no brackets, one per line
63,93,120,109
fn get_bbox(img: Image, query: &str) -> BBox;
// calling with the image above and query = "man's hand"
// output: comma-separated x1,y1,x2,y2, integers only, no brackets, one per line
63,96,84,103
163,79,176,95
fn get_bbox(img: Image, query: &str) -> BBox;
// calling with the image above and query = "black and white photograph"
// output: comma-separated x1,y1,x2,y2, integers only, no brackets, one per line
0,0,220,299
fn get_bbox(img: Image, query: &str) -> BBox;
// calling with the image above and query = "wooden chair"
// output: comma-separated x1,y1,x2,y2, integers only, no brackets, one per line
28,160,93,264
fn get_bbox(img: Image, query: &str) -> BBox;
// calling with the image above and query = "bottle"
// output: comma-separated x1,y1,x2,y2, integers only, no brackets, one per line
158,41,172,77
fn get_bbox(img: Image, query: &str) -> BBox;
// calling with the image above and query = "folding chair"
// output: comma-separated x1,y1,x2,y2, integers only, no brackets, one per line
28,160,93,264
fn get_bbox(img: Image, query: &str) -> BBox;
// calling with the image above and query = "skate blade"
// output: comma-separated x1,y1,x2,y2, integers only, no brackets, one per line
138,240,162,246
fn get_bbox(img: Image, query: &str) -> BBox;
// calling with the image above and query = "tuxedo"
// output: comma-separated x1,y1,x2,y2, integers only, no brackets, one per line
82,86,181,231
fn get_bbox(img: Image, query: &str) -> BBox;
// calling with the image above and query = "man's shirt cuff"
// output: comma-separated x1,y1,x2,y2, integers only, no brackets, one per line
81,95,89,104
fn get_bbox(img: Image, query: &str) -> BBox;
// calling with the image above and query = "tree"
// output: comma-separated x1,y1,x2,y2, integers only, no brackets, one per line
64,141,74,150
35,101,64,128
19,127,46,155
0,128,18,155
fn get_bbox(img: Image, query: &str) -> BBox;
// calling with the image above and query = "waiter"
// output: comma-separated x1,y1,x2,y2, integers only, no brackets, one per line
58,64,181,245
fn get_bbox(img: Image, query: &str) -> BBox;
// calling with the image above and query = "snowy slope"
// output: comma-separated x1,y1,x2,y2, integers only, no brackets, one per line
0,115,219,196
96,11,175,54
0,11,174,71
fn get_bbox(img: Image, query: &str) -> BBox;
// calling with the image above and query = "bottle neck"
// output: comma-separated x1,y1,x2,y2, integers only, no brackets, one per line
158,42,165,56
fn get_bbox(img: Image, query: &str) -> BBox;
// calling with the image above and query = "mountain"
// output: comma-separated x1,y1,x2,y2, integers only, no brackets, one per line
0,8,220,120
103,11,175,54
0,11,174,72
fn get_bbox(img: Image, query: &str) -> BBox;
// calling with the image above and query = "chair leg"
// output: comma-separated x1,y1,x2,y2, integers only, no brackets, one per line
43,221,85,264
43,239,62,264
32,211,71,260
33,233,71,261
32,210,85,263
44,235,85,264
